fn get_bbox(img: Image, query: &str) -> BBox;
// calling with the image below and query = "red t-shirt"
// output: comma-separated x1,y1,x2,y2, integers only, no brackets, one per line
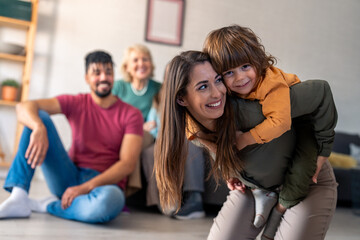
56,93,143,190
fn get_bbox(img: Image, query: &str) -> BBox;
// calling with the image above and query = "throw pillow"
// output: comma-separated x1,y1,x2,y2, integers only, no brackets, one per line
328,152,357,168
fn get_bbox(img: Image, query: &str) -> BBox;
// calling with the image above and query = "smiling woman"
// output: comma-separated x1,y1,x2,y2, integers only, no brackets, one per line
112,44,161,122
177,61,226,126
154,51,226,211
112,44,161,149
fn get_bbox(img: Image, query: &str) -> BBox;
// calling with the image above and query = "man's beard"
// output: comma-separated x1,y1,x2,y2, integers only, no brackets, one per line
95,89,111,98
95,81,112,98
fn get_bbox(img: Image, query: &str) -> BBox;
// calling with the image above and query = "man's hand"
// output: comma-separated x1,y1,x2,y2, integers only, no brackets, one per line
25,125,49,169
227,177,246,193
17,98,62,169
312,156,328,184
61,184,91,209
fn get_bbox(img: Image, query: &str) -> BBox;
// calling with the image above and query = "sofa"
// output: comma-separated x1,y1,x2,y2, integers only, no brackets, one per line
204,131,360,207
331,132,360,206
128,131,360,209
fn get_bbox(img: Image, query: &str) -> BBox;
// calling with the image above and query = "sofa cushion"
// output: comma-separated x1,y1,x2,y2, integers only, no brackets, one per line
329,152,357,168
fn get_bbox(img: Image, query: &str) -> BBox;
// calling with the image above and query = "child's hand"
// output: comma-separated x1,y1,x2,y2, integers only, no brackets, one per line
312,156,328,183
235,131,248,150
235,131,257,151
235,131,246,150
227,177,246,193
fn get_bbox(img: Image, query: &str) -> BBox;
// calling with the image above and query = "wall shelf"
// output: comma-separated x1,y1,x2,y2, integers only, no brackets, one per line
0,0,38,167
0,99,18,106
0,52,26,62
0,15,31,29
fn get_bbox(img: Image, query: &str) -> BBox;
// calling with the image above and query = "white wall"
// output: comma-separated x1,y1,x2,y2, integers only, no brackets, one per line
1,0,359,161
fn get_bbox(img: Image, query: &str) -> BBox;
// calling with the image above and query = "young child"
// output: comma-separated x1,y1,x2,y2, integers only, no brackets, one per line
202,25,337,239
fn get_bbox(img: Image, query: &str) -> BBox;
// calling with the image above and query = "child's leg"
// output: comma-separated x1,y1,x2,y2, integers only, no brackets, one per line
252,188,277,228
262,117,318,238
261,204,286,240
290,80,337,157
278,117,317,209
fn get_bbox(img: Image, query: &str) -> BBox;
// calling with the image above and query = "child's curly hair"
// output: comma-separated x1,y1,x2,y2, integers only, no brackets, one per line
203,24,276,82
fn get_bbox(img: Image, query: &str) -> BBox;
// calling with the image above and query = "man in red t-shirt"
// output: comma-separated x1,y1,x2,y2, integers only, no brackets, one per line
0,51,143,223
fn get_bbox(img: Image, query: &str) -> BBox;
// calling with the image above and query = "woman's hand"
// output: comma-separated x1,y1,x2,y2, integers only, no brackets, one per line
25,125,49,169
312,156,328,183
61,184,91,209
227,177,246,193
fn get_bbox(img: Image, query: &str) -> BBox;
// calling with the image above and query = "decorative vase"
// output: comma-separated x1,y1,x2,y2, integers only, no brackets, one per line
1,86,18,101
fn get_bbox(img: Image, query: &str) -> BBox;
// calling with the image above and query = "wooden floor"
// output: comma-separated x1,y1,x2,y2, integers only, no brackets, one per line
1,179,360,240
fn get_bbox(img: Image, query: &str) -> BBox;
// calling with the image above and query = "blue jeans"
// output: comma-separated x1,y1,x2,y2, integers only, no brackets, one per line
3,111,125,223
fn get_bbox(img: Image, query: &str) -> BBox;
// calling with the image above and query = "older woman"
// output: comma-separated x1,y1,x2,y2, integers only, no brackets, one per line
155,51,337,240
112,44,161,146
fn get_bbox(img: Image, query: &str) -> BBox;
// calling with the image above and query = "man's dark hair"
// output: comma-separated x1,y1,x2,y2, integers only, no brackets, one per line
85,50,114,72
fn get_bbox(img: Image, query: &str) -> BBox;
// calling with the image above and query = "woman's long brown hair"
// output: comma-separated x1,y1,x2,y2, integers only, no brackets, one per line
154,51,242,211
154,51,206,211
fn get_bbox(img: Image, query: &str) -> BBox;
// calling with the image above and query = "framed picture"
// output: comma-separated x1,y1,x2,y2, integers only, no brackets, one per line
145,0,185,46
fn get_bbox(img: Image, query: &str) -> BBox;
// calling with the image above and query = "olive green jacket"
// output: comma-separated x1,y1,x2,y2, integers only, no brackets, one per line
234,80,337,208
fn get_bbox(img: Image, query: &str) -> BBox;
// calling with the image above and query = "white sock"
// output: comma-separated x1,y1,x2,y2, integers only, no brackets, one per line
252,188,277,228
0,187,31,218
29,195,58,213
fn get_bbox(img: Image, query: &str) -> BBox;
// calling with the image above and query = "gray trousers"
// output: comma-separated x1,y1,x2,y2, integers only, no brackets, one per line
141,141,205,206
207,160,337,240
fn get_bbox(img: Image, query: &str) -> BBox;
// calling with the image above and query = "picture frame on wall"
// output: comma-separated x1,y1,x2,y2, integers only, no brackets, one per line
145,0,185,46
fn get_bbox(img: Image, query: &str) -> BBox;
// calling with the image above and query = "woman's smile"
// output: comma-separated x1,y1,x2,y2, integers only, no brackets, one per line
206,99,222,108
181,61,227,129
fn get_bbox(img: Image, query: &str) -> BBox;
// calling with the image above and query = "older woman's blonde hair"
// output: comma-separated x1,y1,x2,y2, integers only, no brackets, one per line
120,44,155,82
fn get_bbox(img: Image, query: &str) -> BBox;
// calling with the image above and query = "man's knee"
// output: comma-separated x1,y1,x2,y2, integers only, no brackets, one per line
85,185,125,223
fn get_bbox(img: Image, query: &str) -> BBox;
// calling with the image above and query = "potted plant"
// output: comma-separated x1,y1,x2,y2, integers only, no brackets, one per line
1,79,20,101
